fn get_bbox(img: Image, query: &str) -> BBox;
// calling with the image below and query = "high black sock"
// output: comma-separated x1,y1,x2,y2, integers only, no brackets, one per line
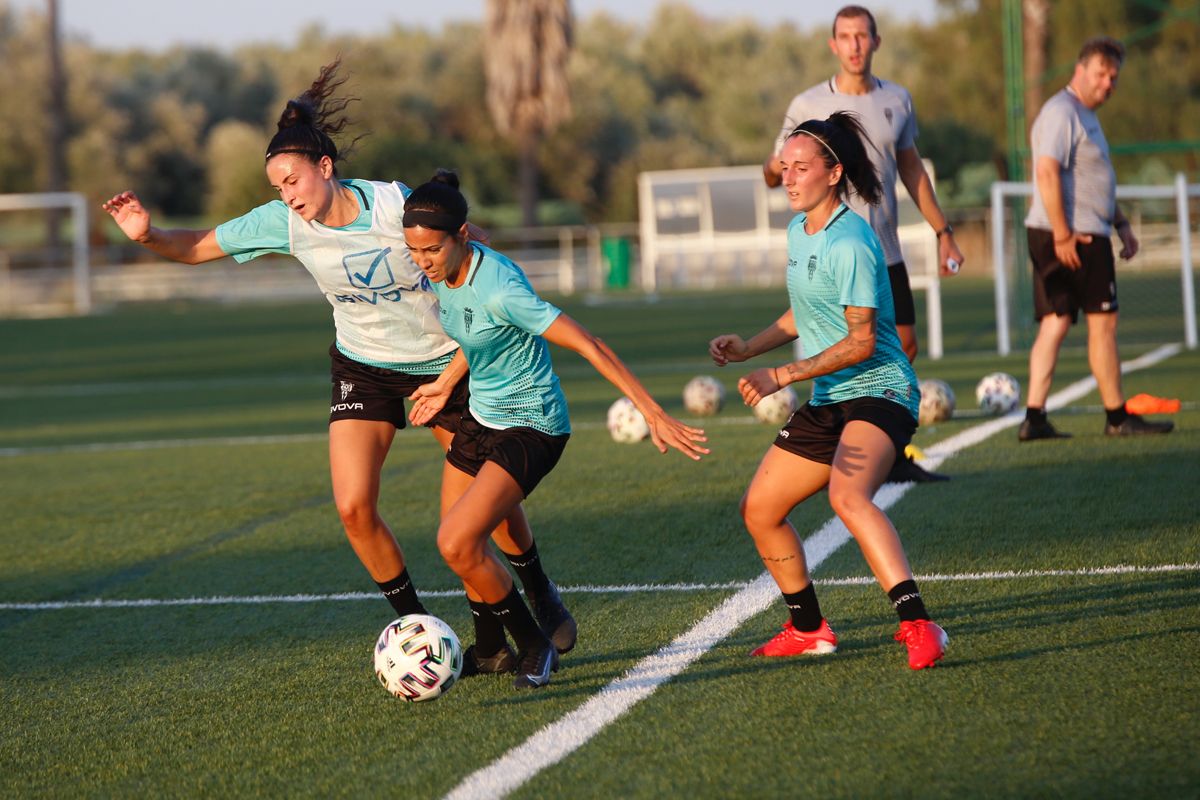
782,583,823,633
489,584,548,651
376,568,426,617
469,599,509,656
1025,406,1047,423
888,579,930,623
505,543,551,599
1106,404,1129,427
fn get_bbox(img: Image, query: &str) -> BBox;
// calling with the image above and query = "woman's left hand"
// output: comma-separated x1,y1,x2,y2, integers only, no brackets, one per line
738,367,784,407
408,381,451,426
646,412,710,461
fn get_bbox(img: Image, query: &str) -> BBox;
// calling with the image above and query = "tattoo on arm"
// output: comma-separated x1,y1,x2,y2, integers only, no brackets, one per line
781,307,876,383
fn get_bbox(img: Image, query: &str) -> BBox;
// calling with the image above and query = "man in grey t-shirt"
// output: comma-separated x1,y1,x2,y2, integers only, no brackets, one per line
1019,37,1172,441
764,4,963,484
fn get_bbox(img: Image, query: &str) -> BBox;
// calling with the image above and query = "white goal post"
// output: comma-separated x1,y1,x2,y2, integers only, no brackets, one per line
638,163,945,359
990,173,1198,355
0,191,91,315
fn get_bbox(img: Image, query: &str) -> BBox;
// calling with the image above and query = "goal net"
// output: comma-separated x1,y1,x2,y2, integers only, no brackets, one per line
0,192,90,317
990,174,1198,355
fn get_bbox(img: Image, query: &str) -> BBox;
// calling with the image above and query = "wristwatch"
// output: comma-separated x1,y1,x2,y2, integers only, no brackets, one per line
936,224,954,238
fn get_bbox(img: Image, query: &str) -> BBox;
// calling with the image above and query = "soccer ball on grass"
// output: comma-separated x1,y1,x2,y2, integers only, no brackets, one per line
682,375,725,416
753,386,799,426
918,378,955,425
976,372,1021,416
374,614,463,702
607,396,650,443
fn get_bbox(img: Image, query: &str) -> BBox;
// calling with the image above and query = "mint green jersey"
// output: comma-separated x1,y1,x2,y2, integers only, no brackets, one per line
786,204,919,420
430,244,569,435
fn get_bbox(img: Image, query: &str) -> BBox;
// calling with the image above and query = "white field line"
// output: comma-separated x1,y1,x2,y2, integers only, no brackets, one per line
442,342,1184,800
3,564,1197,612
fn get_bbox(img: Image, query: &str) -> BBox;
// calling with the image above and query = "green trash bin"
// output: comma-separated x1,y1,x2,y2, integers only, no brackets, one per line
601,237,630,289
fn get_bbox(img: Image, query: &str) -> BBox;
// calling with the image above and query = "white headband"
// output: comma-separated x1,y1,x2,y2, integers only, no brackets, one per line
791,129,840,164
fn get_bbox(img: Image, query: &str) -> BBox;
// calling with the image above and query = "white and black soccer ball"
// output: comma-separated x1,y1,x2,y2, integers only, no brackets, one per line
975,372,1021,416
682,375,726,416
753,386,799,426
606,396,650,443
374,614,463,702
918,378,956,425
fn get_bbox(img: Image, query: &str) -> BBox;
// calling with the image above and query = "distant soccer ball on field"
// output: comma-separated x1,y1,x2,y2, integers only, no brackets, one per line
753,386,799,426
918,378,956,425
682,375,725,416
976,372,1021,416
607,396,650,443
374,614,463,702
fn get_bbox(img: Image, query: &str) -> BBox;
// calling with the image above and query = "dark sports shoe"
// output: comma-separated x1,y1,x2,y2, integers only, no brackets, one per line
885,455,950,483
513,640,559,689
459,643,517,678
529,581,577,653
1105,413,1174,437
1018,417,1072,442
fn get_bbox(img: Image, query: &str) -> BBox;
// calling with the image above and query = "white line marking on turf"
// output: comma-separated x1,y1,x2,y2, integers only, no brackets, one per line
4,565,1196,612
442,342,1184,800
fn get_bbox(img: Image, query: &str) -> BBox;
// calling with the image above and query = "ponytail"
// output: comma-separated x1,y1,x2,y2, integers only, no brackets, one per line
265,58,361,171
786,111,882,206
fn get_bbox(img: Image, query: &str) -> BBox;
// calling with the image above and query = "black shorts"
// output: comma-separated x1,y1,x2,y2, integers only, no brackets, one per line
1027,228,1119,323
445,410,570,498
772,397,917,466
887,262,917,326
328,344,468,431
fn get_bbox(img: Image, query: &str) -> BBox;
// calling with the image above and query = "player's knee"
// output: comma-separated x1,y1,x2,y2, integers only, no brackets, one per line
436,527,484,575
335,496,377,537
827,484,872,523
739,491,784,537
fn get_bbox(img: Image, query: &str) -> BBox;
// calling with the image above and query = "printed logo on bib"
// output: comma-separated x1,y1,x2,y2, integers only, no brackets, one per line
335,247,431,305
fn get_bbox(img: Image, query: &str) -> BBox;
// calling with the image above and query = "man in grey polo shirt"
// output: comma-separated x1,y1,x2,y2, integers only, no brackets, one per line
1020,36,1173,441
764,4,963,483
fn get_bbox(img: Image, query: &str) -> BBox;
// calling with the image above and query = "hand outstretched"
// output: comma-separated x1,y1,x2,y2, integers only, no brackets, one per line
408,381,452,427
645,410,709,461
101,191,151,243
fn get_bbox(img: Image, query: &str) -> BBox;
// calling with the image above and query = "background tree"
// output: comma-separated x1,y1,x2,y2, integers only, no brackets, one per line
483,0,573,226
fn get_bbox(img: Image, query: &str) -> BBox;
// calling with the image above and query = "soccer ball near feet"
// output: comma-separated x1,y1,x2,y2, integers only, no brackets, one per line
374,614,463,702
975,372,1020,416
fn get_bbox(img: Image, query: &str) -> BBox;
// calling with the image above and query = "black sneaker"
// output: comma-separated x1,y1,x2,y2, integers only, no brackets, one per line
885,455,950,483
529,581,577,653
513,640,559,689
1105,413,1174,437
1018,417,1072,442
459,643,517,678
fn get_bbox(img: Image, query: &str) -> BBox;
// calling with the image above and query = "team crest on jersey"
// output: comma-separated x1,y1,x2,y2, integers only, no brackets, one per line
464,307,474,335
807,255,818,281
340,381,354,400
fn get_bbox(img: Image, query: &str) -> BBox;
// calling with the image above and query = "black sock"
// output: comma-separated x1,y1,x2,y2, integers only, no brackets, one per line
468,599,509,656
376,568,426,617
505,543,551,599
888,579,930,623
782,583,823,633
1025,406,1047,423
489,584,548,651
1106,404,1129,426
